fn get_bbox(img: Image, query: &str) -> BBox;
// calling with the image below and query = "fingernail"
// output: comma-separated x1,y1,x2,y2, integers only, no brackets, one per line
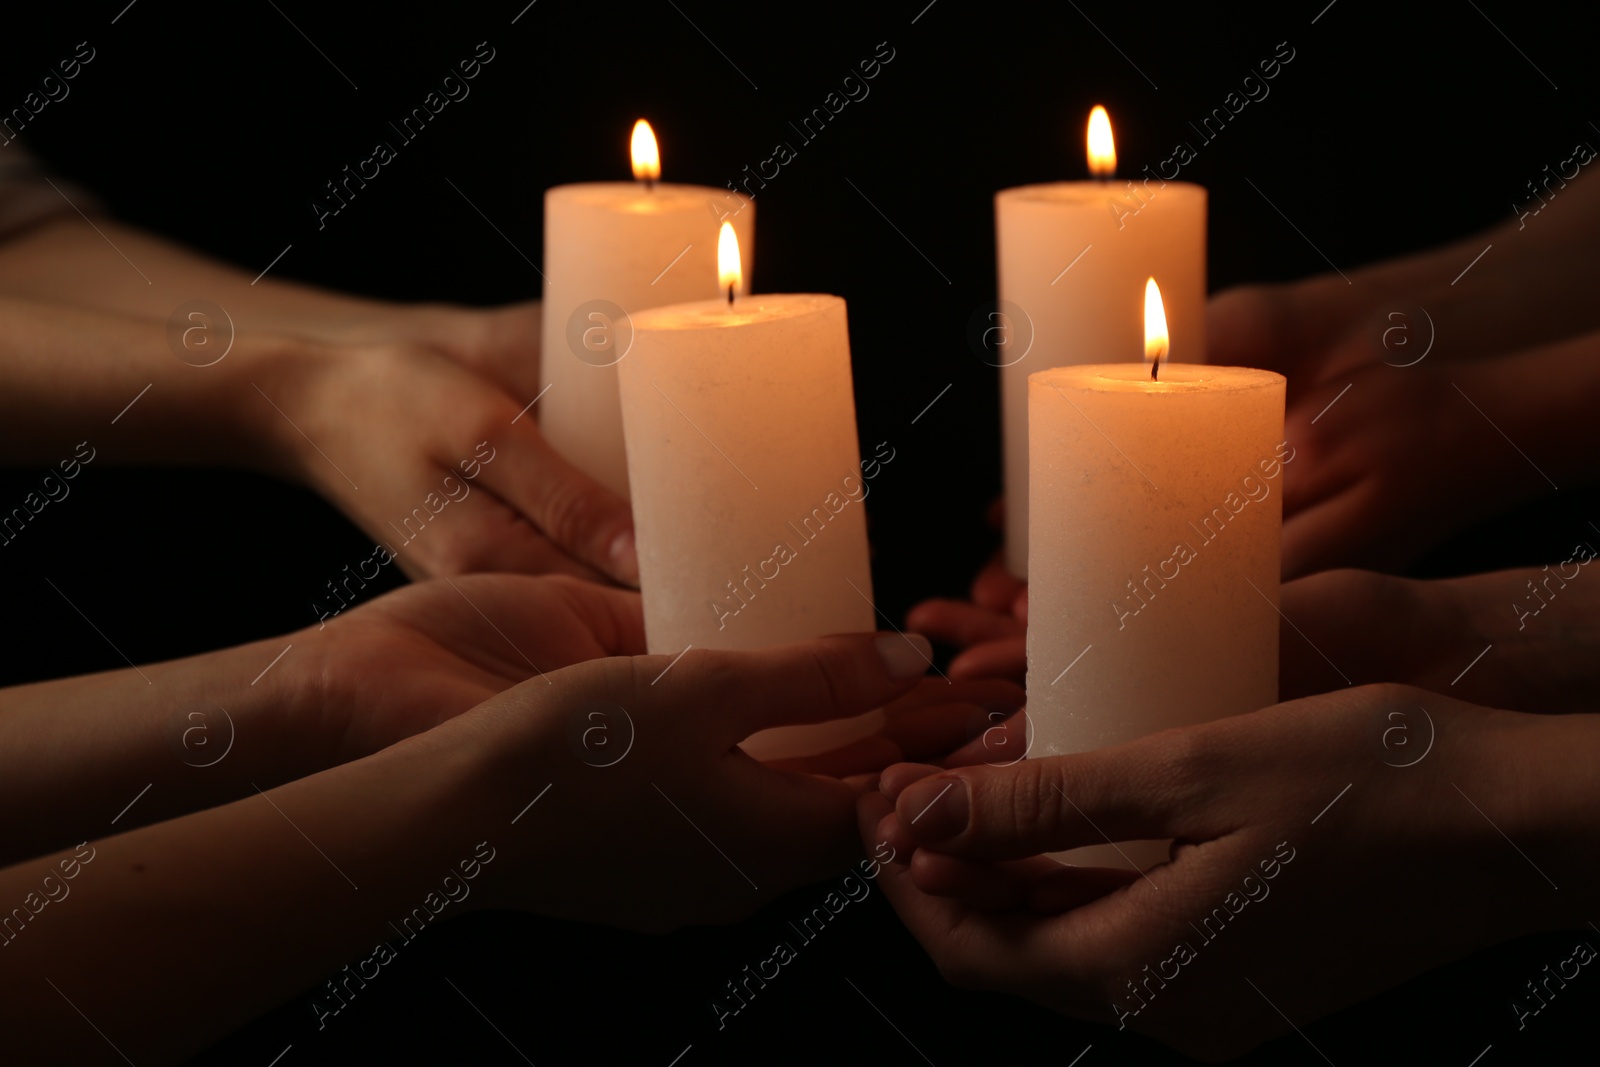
899,776,968,842
609,529,638,578
875,633,932,680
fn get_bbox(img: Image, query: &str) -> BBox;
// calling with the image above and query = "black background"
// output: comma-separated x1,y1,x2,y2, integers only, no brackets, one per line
2,1,1596,1063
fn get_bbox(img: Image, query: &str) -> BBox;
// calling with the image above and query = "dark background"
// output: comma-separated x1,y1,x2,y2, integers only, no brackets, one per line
3,0,1596,1063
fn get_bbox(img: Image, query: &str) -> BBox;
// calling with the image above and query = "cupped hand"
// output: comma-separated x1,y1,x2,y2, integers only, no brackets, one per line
860,684,1585,1059
288,573,645,772
261,338,638,584
460,631,942,932
1278,342,1570,578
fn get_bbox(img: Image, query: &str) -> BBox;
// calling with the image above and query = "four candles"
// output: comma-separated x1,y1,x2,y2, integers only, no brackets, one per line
542,115,1286,829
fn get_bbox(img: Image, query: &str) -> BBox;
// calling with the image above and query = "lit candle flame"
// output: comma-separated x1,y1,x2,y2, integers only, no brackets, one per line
718,221,742,304
1087,105,1116,178
1144,276,1169,380
631,119,661,183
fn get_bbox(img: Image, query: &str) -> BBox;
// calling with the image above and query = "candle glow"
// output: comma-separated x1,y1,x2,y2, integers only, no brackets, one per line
717,220,743,300
1144,276,1169,379
1087,104,1116,178
630,119,661,182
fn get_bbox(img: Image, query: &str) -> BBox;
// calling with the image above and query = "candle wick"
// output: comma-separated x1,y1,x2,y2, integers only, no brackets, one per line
1151,355,1160,382
644,178,655,193
727,284,735,306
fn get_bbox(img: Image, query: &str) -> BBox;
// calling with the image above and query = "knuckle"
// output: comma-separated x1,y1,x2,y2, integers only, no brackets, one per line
803,642,852,712
539,477,610,557
1142,726,1224,809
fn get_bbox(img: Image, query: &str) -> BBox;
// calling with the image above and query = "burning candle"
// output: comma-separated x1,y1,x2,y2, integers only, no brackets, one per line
1026,280,1284,868
617,225,881,759
540,120,756,497
997,106,1206,576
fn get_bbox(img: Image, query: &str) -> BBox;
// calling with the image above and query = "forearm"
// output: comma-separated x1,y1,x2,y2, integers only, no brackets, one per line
0,217,399,339
0,732,496,1064
1444,561,1600,715
0,637,316,865
0,296,308,472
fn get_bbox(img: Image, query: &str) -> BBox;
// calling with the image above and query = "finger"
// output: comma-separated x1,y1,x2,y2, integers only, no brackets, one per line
942,707,1030,767
405,483,608,582
972,552,1026,612
909,850,1068,912
856,793,1069,998
1281,483,1387,580
543,574,648,656
1206,284,1296,374
477,422,640,586
910,851,1135,914
1026,863,1141,914
879,762,944,799
658,632,934,746
881,678,1025,764
881,702,990,764
861,790,917,860
768,734,902,778
892,734,1226,860
948,637,1026,682
906,599,1023,648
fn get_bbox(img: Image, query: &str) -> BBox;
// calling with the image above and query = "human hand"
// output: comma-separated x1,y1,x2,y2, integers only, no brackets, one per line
1278,337,1576,577
286,573,645,774
859,685,1590,1059
1208,173,1600,397
256,337,638,584
1284,565,1600,714
907,550,1028,684
327,299,545,402
450,631,947,931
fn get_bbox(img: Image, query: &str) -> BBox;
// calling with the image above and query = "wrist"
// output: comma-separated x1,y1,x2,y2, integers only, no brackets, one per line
216,333,340,484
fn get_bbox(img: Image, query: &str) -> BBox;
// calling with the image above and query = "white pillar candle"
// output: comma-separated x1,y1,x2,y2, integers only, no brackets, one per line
619,268,880,759
1027,294,1283,867
997,106,1206,575
540,121,755,497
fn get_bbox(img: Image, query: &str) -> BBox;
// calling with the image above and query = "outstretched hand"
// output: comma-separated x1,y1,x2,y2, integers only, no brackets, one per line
859,685,1588,1059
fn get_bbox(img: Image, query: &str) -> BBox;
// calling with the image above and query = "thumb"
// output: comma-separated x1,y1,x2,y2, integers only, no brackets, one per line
490,423,640,585
891,733,1219,860
659,632,935,747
